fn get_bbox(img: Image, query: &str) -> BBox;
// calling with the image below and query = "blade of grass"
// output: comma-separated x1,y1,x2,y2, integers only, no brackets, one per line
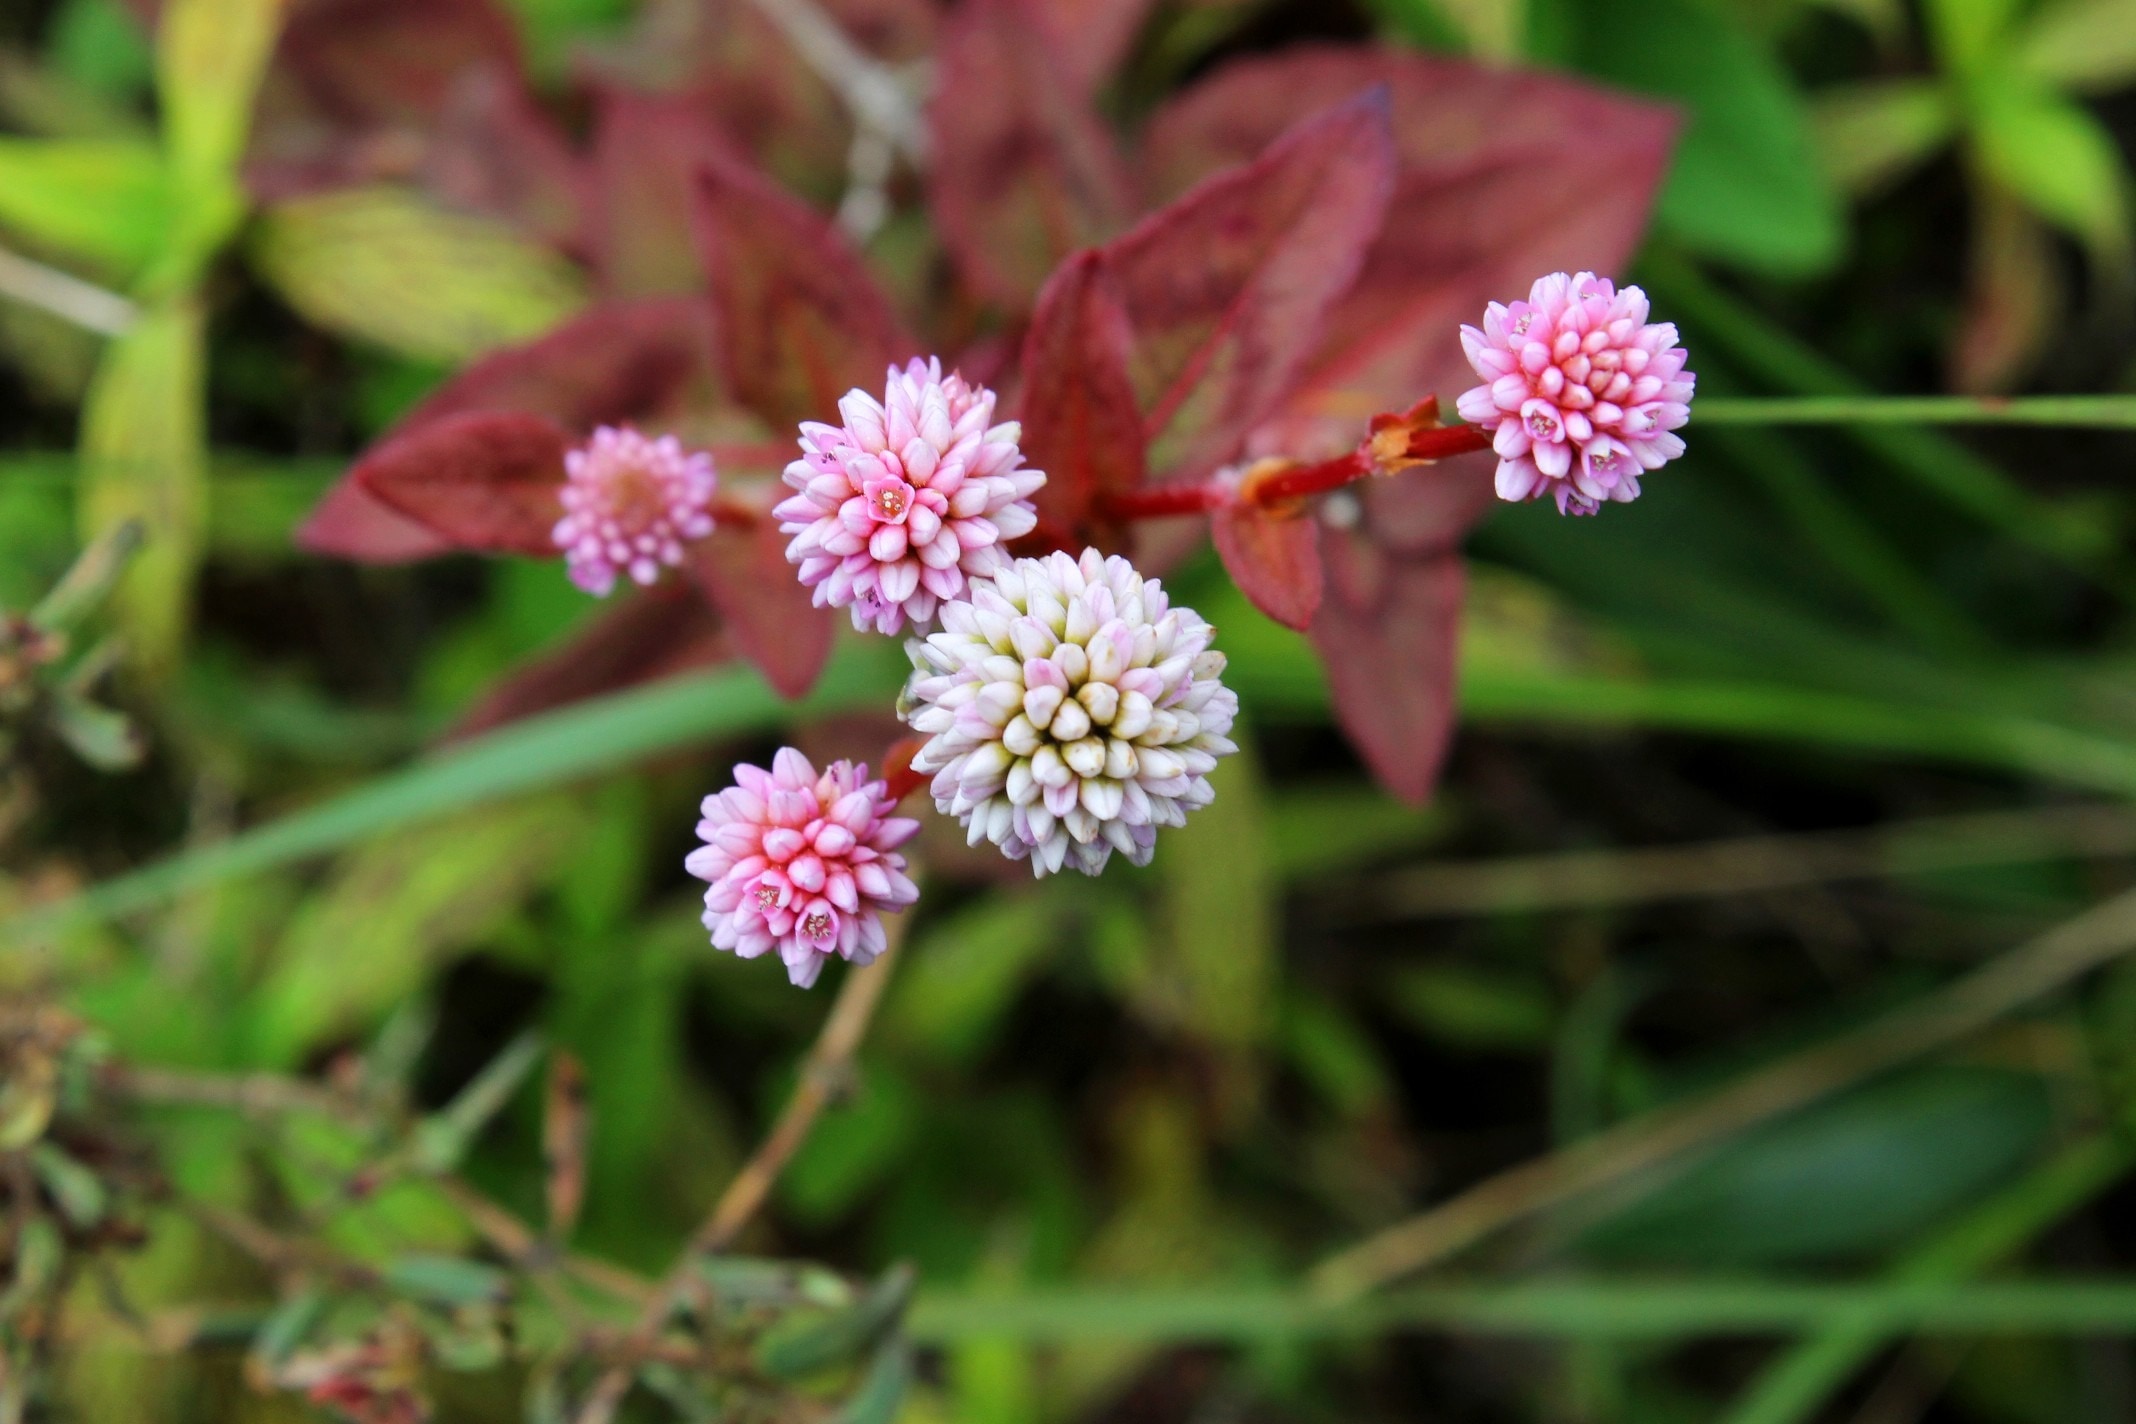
1717,1134,2136,1424
1698,395,2136,428
1308,882,2136,1298
906,1278,2136,1343
1360,803,2136,920
1640,249,2117,576
5,640,902,938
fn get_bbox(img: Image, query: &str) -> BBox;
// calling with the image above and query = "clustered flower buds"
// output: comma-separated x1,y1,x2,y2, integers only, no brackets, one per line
777,358,1045,636
902,549,1238,877
1457,272,1694,516
678,276,1679,983
687,750,920,988
553,425,719,595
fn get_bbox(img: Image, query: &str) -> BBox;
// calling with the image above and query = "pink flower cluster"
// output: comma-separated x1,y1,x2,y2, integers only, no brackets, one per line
553,426,718,595
685,749,920,988
1456,272,1694,516
776,358,1044,635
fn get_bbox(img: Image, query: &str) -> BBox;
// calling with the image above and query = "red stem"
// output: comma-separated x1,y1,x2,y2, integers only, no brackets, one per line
1090,481,1223,522
1088,422,1494,525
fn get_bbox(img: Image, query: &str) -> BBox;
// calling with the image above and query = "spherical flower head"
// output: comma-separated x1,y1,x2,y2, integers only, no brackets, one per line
552,426,718,595
1455,272,1694,516
901,548,1239,878
686,749,920,988
776,357,1046,636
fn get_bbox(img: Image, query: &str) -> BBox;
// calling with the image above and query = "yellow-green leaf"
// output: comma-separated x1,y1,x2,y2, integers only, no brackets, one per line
251,187,589,363
155,0,284,185
1811,80,1958,196
78,296,206,676
2017,0,2136,94
0,137,170,273
1970,83,2131,255
1924,0,2027,78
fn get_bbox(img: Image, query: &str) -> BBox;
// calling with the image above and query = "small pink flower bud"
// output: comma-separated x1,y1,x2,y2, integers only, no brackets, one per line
551,426,718,595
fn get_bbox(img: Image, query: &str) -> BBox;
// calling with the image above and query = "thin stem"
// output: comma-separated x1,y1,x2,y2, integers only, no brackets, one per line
1695,395,2136,429
0,245,136,337
1092,481,1222,522
742,0,927,165
1308,881,2136,1300
571,918,911,1424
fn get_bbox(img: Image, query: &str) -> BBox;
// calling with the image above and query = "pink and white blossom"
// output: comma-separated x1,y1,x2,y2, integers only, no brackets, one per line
903,549,1238,877
1456,272,1694,516
552,426,718,595
685,749,920,988
776,358,1045,635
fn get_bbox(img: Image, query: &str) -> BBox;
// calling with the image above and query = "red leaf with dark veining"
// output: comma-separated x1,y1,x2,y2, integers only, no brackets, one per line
301,301,726,563
1305,457,1497,801
591,89,746,297
421,69,588,251
1028,0,1154,92
354,411,572,556
693,151,914,429
928,0,1135,305
404,298,724,431
1146,48,1678,457
453,588,733,737
1103,92,1396,482
1211,499,1322,630
297,477,454,562
683,518,835,699
1019,250,1145,544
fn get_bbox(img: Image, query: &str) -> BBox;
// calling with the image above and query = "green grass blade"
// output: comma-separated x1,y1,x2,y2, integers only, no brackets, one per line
8,641,901,937
1698,395,2136,428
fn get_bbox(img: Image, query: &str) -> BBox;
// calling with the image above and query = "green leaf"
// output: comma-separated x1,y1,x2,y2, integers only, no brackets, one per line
29,1143,105,1227
49,690,143,771
47,0,155,102
1970,83,2131,254
1575,0,1844,275
251,187,589,363
78,296,205,676
0,138,170,273
1811,80,1957,196
154,0,281,185
413,1030,547,1173
756,1264,915,1380
883,892,1068,1065
1923,0,2028,77
383,1254,513,1306
832,1338,914,1424
1385,964,1556,1051
2018,0,2136,93
1575,1068,2055,1267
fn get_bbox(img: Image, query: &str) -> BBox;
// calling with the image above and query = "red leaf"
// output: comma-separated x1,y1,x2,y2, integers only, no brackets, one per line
1305,456,1496,802
1103,91,1397,482
692,152,915,429
1211,499,1322,630
453,589,733,737
1027,0,1154,92
591,89,746,298
404,298,724,433
421,69,589,251
683,518,835,699
353,411,572,556
1018,250,1145,544
296,477,454,562
1145,49,1677,453
928,0,1135,305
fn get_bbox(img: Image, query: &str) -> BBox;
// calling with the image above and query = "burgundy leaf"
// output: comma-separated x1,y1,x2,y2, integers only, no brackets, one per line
591,89,747,298
453,588,733,737
1145,48,1678,453
693,151,915,430
403,298,724,433
1211,499,1322,630
296,477,454,562
354,411,573,556
683,518,835,699
1018,250,1145,544
1028,0,1154,92
1304,456,1496,801
928,0,1135,305
1103,91,1397,482
421,69,589,251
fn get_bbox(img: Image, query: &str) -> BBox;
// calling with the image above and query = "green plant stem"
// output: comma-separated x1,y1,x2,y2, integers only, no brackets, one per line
1697,396,2136,428
906,1278,2136,1344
